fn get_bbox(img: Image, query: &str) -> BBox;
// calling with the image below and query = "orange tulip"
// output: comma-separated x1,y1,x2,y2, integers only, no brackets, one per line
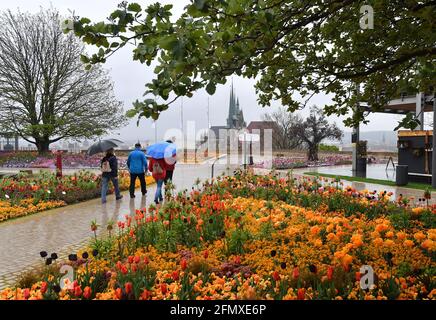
115,288,122,300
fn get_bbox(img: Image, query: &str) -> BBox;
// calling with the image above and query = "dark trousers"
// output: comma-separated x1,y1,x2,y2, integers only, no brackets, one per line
129,173,147,196
164,170,174,184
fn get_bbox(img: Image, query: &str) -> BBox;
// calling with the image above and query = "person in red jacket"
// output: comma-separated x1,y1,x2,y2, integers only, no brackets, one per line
148,157,167,204
164,140,177,185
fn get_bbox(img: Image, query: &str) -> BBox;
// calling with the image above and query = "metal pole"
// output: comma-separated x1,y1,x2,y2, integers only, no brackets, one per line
243,133,247,170
352,83,360,172
432,93,436,188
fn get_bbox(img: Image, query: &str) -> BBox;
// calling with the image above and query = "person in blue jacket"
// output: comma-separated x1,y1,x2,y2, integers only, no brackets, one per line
127,143,148,198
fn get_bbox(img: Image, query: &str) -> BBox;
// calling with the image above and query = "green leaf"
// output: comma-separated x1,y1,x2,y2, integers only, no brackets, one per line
126,109,138,118
80,55,90,63
127,3,142,13
159,35,178,50
206,82,216,95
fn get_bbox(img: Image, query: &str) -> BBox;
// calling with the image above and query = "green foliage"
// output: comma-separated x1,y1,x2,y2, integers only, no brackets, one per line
69,1,435,129
319,144,339,152
226,228,251,255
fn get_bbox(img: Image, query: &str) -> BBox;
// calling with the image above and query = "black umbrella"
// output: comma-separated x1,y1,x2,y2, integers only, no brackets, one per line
87,139,123,156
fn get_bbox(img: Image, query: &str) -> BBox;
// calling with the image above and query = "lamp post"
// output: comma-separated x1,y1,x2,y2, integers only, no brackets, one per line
432,93,436,188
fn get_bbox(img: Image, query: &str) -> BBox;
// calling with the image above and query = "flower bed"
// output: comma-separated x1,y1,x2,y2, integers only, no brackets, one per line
0,171,154,222
0,152,128,169
1,172,434,300
255,154,352,170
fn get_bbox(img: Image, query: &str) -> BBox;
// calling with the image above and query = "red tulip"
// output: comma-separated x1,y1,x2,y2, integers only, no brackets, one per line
161,283,167,295
144,256,149,265
141,289,151,300
172,271,180,281
40,282,48,294
234,256,241,264
121,265,128,275
355,271,361,282
125,282,133,295
297,288,305,300
131,264,137,273
83,286,92,299
327,266,334,280
203,250,209,259
23,288,30,300
272,271,280,281
128,256,134,264
292,267,299,280
181,258,188,271
74,285,82,297
134,255,140,264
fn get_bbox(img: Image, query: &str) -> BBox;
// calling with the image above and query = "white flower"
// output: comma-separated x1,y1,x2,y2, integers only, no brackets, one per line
5,194,10,199
62,191,66,195
47,190,51,194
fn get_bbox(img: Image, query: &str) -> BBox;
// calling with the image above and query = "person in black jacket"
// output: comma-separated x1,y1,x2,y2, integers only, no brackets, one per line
101,148,123,204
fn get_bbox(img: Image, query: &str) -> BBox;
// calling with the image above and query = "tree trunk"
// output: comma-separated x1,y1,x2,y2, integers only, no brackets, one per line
307,144,319,162
35,138,50,154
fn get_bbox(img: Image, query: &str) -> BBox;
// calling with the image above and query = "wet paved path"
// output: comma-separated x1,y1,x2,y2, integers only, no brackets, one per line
0,163,234,289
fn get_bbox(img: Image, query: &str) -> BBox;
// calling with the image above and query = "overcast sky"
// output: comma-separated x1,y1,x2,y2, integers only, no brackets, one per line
0,0,410,145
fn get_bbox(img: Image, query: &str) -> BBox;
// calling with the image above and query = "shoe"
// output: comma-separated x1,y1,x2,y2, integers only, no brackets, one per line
116,195,123,201
154,200,159,205
102,200,107,204
130,194,136,198
142,190,147,195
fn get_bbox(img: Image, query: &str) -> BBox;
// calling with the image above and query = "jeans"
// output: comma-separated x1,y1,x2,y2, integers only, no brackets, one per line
129,173,147,196
154,179,164,203
101,176,121,203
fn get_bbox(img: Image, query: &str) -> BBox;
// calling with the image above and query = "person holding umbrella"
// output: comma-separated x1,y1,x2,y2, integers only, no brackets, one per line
127,143,148,198
164,140,177,185
100,148,123,204
146,141,176,205
87,139,124,204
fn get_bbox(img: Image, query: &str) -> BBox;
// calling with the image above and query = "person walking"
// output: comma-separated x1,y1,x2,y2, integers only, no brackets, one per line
127,143,148,198
100,148,123,204
148,156,167,205
164,140,177,185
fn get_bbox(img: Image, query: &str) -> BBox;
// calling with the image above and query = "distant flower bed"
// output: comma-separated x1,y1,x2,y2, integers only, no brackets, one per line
0,171,154,222
2,172,434,300
0,152,127,169
255,154,352,170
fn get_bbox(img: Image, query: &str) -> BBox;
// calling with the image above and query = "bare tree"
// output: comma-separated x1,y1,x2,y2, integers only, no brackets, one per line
0,9,127,154
295,106,343,161
262,108,303,150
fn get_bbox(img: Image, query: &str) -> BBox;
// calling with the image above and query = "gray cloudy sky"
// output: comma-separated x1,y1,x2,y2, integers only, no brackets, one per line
0,0,408,145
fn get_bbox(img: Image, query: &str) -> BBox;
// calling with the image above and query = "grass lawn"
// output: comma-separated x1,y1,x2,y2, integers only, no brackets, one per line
304,172,436,191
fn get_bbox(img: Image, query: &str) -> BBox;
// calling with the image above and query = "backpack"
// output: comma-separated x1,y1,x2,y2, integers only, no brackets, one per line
152,161,163,175
101,159,112,173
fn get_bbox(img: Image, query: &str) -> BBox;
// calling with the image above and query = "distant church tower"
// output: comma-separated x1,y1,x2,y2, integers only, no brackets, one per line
226,81,246,129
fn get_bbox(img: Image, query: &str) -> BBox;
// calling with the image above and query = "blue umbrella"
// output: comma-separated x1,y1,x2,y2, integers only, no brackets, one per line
146,141,177,159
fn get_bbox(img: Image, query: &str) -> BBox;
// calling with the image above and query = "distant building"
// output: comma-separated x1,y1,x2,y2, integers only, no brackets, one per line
247,121,277,151
226,83,246,130
208,83,247,152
